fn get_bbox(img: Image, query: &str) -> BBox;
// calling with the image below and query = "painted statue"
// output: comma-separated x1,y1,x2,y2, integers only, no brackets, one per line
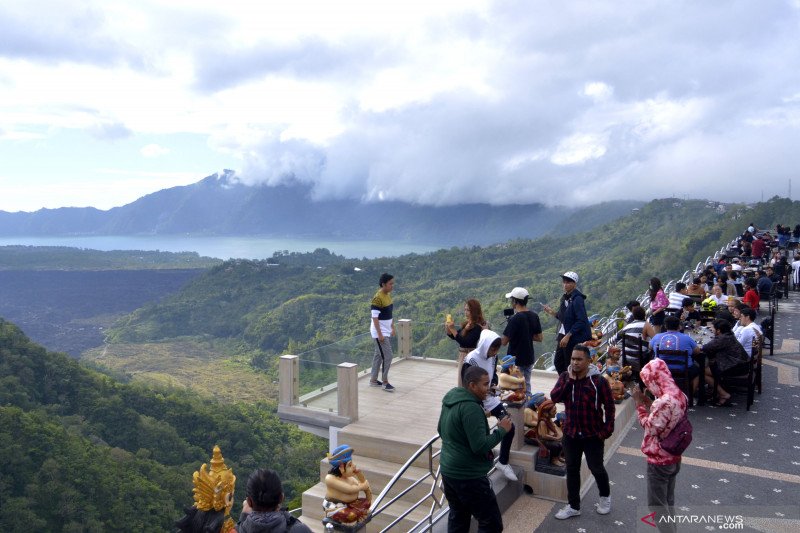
175,445,237,533
323,445,372,528
498,355,525,403
536,400,565,467
603,350,632,381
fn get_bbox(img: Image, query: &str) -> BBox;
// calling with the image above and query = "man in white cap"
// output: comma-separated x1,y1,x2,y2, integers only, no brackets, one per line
500,286,543,393
544,271,592,375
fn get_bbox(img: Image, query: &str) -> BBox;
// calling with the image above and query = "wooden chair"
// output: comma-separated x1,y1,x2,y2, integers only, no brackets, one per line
656,349,694,407
762,305,775,356
621,334,649,381
712,333,761,411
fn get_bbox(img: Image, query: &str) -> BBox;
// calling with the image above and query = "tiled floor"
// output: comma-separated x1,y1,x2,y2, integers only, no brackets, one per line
530,292,800,533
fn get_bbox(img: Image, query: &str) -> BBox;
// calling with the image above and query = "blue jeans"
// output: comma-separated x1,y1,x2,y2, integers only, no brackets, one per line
442,474,503,532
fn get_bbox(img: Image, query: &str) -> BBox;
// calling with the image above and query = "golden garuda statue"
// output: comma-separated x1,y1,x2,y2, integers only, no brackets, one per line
176,445,237,533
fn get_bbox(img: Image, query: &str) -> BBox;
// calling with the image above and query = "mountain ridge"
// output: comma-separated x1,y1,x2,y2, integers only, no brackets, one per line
0,171,643,245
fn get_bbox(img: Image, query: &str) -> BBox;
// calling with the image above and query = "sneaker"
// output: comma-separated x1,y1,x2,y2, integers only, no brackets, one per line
369,380,383,387
383,383,395,392
595,496,611,515
495,462,518,481
555,505,581,520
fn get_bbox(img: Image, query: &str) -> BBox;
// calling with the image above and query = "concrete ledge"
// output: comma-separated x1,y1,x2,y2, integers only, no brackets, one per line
277,404,352,431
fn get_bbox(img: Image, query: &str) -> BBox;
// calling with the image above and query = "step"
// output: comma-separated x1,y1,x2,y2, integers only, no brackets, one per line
319,454,438,503
302,481,437,532
334,424,439,469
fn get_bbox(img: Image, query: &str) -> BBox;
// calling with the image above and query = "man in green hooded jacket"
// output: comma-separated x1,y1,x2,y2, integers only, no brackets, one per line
438,365,513,532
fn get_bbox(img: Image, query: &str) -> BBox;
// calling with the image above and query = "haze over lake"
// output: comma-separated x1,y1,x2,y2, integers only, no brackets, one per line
0,235,443,260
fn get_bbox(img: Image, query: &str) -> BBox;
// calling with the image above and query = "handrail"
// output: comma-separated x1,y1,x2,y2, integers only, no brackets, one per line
533,236,738,370
368,434,446,532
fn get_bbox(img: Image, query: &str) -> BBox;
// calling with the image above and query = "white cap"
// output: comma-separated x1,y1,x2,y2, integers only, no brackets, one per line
505,287,529,299
562,271,579,283
748,225,755,233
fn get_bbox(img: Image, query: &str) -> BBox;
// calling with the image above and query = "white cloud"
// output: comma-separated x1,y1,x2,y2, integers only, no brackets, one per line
1,0,799,210
551,133,609,166
583,82,614,101
140,143,171,158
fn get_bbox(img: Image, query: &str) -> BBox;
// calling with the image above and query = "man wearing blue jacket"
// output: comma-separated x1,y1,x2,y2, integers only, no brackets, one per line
544,271,592,375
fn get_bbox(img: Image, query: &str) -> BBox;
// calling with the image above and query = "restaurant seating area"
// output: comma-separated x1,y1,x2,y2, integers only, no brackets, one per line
615,224,794,410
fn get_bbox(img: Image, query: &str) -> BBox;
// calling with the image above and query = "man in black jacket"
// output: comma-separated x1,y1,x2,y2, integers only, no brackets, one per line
544,271,592,375
550,345,615,520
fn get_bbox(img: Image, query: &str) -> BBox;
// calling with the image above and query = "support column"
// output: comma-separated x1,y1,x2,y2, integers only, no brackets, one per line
508,404,525,451
337,362,359,421
279,355,299,407
397,318,412,359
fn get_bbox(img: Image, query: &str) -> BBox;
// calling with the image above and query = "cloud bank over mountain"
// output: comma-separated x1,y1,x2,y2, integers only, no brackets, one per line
1,0,799,210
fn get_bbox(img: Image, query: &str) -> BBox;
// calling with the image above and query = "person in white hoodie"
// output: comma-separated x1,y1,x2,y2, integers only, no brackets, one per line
460,329,518,481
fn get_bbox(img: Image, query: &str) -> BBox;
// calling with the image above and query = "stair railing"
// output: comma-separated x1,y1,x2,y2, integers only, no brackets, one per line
367,434,446,532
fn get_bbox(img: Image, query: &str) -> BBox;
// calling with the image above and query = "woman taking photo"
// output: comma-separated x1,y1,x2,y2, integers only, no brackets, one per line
445,299,487,385
648,277,669,333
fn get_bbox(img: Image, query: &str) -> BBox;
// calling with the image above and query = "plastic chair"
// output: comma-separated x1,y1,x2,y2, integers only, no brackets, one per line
656,349,694,407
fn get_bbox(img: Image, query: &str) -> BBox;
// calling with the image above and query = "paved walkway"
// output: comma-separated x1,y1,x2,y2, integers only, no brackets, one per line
515,292,800,533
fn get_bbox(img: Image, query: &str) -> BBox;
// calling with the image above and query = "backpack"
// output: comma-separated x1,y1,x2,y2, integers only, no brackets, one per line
660,412,692,456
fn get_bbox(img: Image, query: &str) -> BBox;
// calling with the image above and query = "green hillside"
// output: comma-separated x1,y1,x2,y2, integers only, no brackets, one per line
0,319,326,532
0,245,221,270
101,198,800,381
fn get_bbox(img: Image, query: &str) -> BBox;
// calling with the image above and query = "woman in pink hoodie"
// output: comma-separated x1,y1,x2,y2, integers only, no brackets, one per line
633,358,687,528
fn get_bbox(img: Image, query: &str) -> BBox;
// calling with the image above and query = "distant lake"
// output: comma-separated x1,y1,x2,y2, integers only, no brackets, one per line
0,235,444,260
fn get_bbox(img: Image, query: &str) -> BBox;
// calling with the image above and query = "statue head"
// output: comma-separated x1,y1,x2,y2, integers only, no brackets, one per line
500,355,516,373
176,445,236,533
327,444,355,477
537,399,556,421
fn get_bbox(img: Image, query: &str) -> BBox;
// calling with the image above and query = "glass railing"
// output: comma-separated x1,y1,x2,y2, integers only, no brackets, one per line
294,332,381,395
291,241,732,393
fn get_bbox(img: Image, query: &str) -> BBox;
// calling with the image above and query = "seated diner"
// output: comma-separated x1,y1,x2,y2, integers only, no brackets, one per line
700,319,750,407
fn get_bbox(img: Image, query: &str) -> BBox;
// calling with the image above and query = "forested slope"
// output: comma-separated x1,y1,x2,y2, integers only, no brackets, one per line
107,197,800,366
0,319,325,531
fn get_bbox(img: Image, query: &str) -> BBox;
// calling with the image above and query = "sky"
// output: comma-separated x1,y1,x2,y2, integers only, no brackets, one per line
1,0,799,212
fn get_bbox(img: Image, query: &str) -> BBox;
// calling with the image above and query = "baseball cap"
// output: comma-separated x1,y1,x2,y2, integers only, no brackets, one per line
562,271,579,283
505,287,529,299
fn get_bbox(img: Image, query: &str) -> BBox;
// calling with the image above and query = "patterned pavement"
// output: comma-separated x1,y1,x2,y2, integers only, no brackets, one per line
531,292,800,533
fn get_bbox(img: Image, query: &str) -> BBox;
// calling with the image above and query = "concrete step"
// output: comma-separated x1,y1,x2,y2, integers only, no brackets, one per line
302,481,436,532
334,425,440,469
297,514,325,533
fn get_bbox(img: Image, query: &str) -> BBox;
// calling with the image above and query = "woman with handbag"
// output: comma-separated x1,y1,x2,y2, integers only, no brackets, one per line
633,358,689,533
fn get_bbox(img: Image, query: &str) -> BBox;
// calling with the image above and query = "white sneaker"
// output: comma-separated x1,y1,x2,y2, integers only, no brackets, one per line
495,462,518,481
555,505,581,520
596,496,611,515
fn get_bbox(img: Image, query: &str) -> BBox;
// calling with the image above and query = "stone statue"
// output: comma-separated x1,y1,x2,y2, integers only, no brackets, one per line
176,445,237,533
536,400,565,467
604,350,632,381
608,371,627,403
523,392,546,428
523,392,546,445
323,445,372,529
498,355,525,403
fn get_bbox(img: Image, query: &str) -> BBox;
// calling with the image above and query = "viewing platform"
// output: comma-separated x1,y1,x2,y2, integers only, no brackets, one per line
278,239,800,532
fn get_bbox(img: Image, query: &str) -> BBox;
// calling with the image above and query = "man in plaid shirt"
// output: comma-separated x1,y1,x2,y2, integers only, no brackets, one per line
550,344,615,520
